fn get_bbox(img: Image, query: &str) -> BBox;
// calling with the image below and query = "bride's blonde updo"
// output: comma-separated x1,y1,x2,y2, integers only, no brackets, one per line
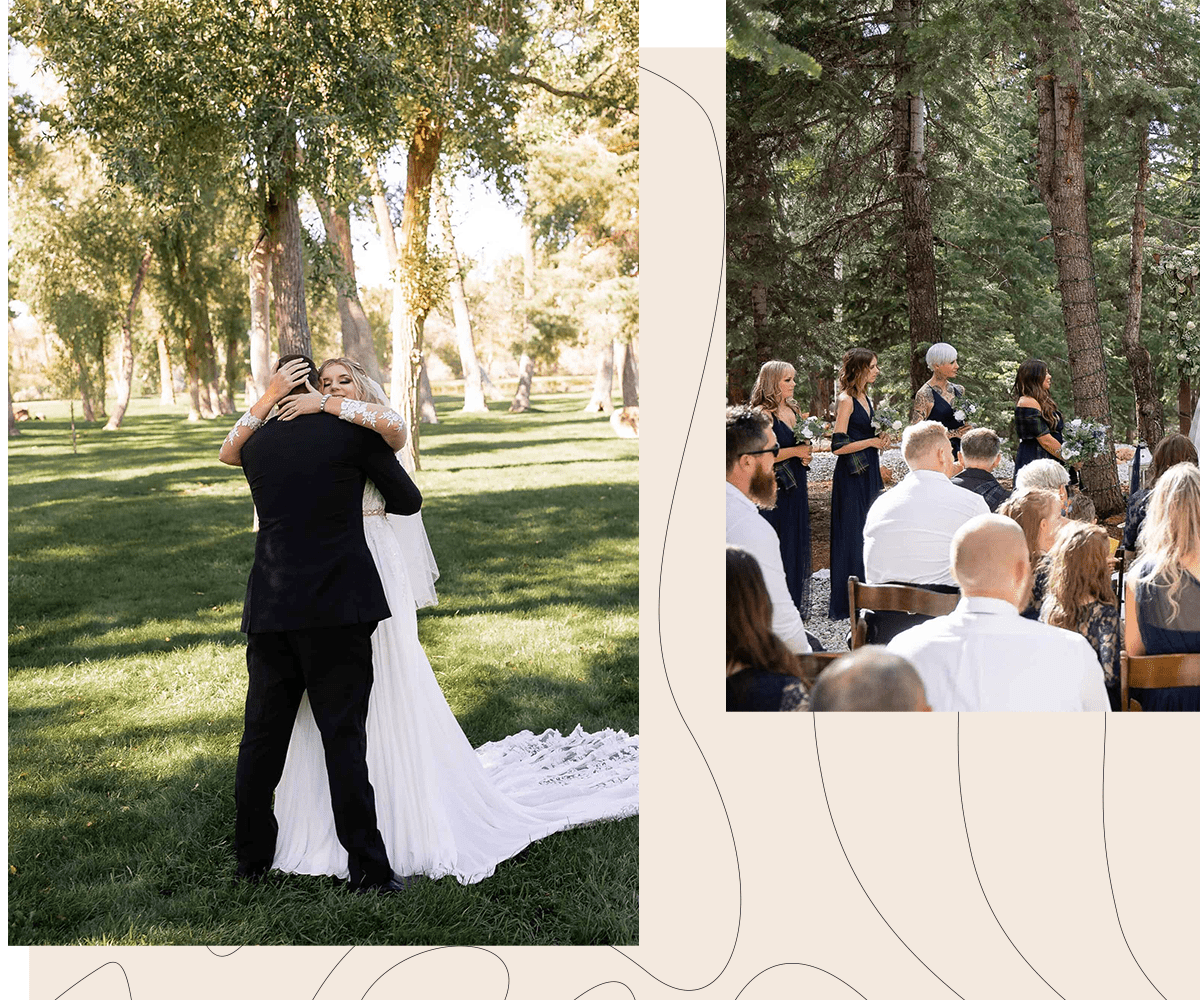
317,357,387,405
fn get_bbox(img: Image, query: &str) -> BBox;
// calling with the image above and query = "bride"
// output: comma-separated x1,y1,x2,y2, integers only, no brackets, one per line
220,356,638,885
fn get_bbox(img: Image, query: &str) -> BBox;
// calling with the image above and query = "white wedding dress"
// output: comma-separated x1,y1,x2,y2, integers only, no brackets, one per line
270,479,639,885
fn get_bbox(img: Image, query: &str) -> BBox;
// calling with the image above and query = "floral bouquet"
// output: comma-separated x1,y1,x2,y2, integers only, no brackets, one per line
952,389,980,425
795,415,830,444
870,402,906,444
1060,417,1109,463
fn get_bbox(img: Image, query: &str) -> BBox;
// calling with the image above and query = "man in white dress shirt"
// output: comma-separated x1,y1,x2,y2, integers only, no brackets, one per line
887,514,1110,712
860,421,989,641
725,406,811,654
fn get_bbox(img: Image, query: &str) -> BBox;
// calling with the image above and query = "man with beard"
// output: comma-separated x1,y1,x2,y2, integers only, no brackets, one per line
726,406,812,653
887,514,1109,711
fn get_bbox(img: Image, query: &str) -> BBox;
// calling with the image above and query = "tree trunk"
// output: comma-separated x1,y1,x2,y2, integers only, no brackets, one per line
248,232,272,405
418,357,438,423
199,305,221,418
157,332,175,405
727,365,749,404
433,175,488,412
388,115,445,471
315,193,384,383
104,242,154,430
9,382,19,438
368,160,400,271
586,341,615,413
511,220,537,413
621,340,639,408
1033,0,1122,515
218,327,237,414
1180,375,1193,438
1120,120,1163,450
183,331,203,421
511,354,535,413
750,281,771,367
267,156,312,359
893,0,939,397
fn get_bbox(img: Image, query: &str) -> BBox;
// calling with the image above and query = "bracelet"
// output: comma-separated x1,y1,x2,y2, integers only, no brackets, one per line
319,394,331,413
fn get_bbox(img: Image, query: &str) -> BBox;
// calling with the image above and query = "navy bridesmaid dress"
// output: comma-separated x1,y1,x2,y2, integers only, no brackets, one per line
760,415,813,618
927,385,965,460
1013,405,1065,481
828,397,883,620
1130,566,1200,711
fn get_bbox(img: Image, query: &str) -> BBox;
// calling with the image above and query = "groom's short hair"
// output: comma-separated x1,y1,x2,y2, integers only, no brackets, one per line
277,354,319,396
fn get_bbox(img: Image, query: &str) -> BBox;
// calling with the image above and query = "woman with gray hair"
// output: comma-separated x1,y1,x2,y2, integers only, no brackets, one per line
910,342,969,461
1014,457,1070,515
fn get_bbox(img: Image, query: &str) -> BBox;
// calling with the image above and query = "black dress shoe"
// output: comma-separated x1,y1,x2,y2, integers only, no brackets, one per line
234,865,270,884
349,874,422,895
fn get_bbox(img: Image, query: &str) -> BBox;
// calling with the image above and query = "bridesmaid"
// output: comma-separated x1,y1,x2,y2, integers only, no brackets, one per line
829,348,887,620
910,342,968,462
1013,358,1069,482
749,360,814,618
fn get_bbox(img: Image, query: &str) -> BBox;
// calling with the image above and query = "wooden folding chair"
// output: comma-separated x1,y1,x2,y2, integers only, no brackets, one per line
798,650,844,681
1119,652,1200,711
1114,548,1136,620
846,577,961,650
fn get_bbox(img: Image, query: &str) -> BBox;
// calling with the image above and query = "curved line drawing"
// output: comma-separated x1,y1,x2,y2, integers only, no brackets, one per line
606,62,742,992
731,963,870,1000
813,715,966,999
570,982,637,1000
51,961,133,1000
955,715,1065,998
205,946,242,958
1102,714,1168,999
355,946,510,1000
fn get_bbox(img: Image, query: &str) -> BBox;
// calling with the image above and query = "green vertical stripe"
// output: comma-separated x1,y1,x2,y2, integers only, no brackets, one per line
643,0,724,46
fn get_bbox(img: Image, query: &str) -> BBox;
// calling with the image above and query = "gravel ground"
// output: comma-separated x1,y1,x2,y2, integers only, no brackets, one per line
804,572,850,652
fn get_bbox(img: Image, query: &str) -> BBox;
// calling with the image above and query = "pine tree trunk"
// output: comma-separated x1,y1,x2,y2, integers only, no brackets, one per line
105,242,154,430
267,148,312,359
893,0,939,397
727,365,749,404
750,281,771,367
248,232,272,405
1180,375,1193,437
388,115,445,470
511,220,536,413
157,332,175,405
433,175,488,412
621,340,639,408
1121,121,1163,450
511,354,535,412
1033,0,1122,515
315,193,384,383
586,342,615,413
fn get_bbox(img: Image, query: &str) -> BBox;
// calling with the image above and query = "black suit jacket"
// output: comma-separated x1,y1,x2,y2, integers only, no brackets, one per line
239,413,422,633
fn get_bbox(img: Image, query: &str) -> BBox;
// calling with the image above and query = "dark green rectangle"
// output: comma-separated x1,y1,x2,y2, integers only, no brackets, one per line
643,0,724,46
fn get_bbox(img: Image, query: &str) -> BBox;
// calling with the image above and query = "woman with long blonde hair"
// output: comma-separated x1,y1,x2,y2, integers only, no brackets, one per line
828,348,888,619
1042,522,1121,709
1126,463,1200,710
748,360,813,617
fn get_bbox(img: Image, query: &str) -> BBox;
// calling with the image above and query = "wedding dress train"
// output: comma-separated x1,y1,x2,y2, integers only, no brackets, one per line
270,481,639,884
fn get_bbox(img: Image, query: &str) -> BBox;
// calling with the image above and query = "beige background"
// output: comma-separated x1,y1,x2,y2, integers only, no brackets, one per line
21,47,1200,1000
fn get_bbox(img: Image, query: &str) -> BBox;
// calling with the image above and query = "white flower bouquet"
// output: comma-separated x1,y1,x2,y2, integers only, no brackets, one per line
870,402,906,443
1060,417,1109,463
952,389,979,424
795,415,830,443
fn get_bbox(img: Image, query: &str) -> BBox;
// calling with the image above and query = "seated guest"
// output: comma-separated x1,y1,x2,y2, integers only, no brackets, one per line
997,488,1065,620
809,648,931,712
1123,434,1198,553
726,406,812,653
1067,493,1097,524
1042,522,1122,710
950,428,1011,511
1125,463,1200,711
1014,457,1070,515
860,421,989,642
726,546,811,711
888,515,1110,711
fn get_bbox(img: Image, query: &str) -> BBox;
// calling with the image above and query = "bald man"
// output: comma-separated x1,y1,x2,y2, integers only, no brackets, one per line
809,648,931,712
886,514,1110,711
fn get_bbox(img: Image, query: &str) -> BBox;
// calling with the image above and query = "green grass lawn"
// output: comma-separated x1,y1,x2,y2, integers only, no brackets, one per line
8,391,638,945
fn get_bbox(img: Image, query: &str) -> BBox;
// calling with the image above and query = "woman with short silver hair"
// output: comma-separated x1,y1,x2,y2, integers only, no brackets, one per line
910,342,969,461
1014,457,1070,515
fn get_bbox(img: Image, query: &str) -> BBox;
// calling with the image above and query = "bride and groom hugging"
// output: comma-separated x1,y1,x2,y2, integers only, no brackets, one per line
222,354,640,894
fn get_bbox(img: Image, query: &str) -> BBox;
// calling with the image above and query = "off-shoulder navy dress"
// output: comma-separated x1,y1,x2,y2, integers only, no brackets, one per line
829,397,883,620
1014,405,1065,481
759,415,813,618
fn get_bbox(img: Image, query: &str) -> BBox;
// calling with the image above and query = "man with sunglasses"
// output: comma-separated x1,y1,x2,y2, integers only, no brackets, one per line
726,406,813,653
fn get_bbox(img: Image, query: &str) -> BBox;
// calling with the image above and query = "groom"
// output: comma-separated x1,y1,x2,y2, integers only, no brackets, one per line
234,354,422,893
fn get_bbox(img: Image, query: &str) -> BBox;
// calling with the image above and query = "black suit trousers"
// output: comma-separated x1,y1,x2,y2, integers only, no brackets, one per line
235,623,392,888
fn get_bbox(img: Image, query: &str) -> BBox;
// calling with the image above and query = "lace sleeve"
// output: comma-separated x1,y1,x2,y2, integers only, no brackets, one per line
220,411,264,465
338,398,407,447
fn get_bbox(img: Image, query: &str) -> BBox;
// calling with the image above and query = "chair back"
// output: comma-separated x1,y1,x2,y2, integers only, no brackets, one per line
1115,548,1136,619
847,577,961,649
1119,651,1200,711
